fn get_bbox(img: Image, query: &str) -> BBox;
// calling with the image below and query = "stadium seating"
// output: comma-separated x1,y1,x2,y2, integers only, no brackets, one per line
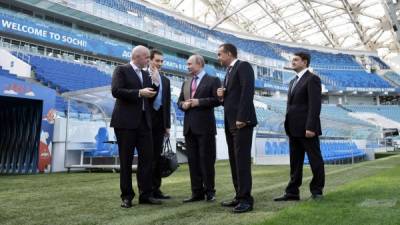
383,71,400,86
255,96,376,138
96,0,399,89
25,0,392,91
315,69,392,88
321,104,371,126
94,0,285,61
277,45,364,69
215,106,224,128
55,96,93,118
0,67,26,82
0,67,18,79
264,140,366,163
8,0,396,91
95,0,208,39
23,54,111,93
84,127,118,157
344,105,400,123
210,31,284,60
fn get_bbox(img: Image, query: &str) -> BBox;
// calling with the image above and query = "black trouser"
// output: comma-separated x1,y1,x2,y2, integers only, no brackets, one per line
151,107,165,194
285,136,325,196
185,129,216,197
225,124,254,205
114,114,154,201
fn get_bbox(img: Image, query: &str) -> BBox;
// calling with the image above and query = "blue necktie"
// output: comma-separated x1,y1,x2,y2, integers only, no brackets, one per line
153,78,162,110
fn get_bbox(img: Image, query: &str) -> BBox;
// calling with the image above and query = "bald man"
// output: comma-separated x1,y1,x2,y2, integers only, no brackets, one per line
178,54,221,203
111,45,161,208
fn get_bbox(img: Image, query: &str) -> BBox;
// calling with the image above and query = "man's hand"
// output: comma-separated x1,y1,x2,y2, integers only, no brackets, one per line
236,121,246,129
189,99,199,107
150,68,160,85
139,88,157,98
165,128,170,137
305,130,316,138
217,87,225,101
182,100,191,110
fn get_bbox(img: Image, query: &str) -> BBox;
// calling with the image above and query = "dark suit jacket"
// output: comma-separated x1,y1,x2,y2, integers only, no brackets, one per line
110,63,158,129
284,70,322,137
223,60,257,130
155,75,171,129
177,74,221,135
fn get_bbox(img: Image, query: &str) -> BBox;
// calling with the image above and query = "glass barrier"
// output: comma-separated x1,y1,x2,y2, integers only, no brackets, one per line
255,115,380,165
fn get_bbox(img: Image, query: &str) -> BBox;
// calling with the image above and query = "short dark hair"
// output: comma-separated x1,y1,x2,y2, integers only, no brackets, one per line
219,43,238,58
294,52,311,67
150,49,163,60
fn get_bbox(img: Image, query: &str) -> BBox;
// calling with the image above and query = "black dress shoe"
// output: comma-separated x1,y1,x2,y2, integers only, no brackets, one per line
139,197,162,205
221,199,239,207
206,195,216,202
182,195,205,203
311,194,323,200
273,194,300,201
120,199,132,208
232,203,253,213
153,192,171,199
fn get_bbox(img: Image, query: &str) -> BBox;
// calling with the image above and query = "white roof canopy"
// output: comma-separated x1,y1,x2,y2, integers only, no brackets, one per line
146,0,400,57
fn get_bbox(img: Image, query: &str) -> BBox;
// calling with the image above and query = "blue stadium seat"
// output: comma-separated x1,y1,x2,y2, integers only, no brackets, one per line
18,54,112,93
85,127,118,157
0,67,25,81
315,69,392,88
264,140,366,163
344,105,400,123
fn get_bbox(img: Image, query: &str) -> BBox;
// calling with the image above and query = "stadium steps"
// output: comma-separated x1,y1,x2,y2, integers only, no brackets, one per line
381,70,400,87
347,112,400,129
338,104,353,112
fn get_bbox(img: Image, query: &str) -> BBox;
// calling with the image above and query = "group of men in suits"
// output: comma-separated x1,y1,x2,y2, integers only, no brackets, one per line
176,44,258,213
110,43,325,213
111,46,171,208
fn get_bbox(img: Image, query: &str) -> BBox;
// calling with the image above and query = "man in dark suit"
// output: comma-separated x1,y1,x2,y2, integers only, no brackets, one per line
178,54,221,203
111,45,162,208
274,52,325,202
148,49,171,199
216,43,257,213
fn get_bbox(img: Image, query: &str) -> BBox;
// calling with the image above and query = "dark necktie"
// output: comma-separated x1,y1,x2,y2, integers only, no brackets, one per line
291,75,300,94
224,66,232,87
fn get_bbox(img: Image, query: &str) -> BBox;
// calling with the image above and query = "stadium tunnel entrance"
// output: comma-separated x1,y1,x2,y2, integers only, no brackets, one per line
0,95,42,174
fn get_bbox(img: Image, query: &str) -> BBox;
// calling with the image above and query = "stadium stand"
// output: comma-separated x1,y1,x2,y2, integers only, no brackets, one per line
0,67,18,79
265,140,366,163
26,54,112,93
84,127,118,158
343,105,400,123
93,0,396,90
314,69,392,88
370,56,390,70
383,71,400,86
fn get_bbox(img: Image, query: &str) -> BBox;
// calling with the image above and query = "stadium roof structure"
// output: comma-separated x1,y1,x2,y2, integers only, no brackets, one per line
145,0,400,57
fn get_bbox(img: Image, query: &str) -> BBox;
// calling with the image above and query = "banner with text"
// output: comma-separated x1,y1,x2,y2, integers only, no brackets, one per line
0,10,132,60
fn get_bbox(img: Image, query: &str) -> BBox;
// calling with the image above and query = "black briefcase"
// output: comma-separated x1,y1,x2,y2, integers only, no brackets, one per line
159,137,179,178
